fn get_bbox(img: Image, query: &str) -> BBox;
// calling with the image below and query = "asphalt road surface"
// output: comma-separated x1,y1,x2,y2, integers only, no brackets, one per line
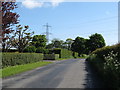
2,59,104,88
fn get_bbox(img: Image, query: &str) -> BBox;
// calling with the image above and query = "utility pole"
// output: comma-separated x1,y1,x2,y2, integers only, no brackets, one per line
43,23,51,44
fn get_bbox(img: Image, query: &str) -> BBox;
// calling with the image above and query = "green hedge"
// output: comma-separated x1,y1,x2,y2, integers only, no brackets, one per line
49,48,78,59
60,49,74,58
86,43,120,88
2,53,43,68
43,54,59,60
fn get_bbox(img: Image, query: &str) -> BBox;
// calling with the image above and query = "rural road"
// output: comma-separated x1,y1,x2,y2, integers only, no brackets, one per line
2,59,104,88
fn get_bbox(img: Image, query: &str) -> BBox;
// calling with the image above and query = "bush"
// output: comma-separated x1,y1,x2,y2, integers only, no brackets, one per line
36,47,45,53
86,43,120,88
72,52,78,58
24,46,36,52
60,49,73,58
2,53,43,68
48,48,74,58
43,54,59,60
43,49,49,54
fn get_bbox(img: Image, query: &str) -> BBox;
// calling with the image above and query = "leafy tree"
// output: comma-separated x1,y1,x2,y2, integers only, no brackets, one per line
88,33,106,53
46,43,54,49
65,38,73,50
12,25,34,52
31,35,47,48
1,2,19,52
36,47,45,53
24,46,36,53
82,39,90,54
51,39,64,48
71,37,86,56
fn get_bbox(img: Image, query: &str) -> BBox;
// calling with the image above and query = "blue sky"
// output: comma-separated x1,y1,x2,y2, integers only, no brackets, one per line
15,1,118,45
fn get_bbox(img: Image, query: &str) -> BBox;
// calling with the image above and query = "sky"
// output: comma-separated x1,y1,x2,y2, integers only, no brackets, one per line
14,1,118,46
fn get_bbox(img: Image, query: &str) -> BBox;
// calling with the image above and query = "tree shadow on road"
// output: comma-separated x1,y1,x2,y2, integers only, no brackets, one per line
83,60,105,88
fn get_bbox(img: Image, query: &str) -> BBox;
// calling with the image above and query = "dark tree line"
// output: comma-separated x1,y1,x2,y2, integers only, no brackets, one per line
71,33,106,56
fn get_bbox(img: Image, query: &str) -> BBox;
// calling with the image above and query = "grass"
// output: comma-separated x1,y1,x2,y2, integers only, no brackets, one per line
0,61,52,78
57,56,88,61
57,57,74,61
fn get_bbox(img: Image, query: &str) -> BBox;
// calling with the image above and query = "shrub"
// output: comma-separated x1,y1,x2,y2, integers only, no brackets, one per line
60,49,73,58
36,47,45,53
86,43,120,88
2,53,43,68
49,48,74,58
43,49,49,54
24,46,36,52
72,52,78,58
43,54,59,60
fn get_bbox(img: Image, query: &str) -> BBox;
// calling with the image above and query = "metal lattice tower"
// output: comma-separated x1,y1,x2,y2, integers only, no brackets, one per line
43,23,51,44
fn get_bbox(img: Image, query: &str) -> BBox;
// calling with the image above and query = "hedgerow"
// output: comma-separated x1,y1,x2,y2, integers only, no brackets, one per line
43,54,59,60
2,53,43,68
86,43,120,88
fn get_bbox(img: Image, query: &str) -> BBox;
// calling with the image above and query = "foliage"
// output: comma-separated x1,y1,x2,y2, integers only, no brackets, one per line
2,53,43,68
2,2,19,52
88,33,106,53
31,35,47,48
72,52,79,58
49,48,75,58
64,38,73,50
60,49,73,58
71,37,86,56
12,25,34,52
43,49,49,54
71,33,106,55
43,54,59,60
51,39,64,48
46,43,54,49
1,61,52,78
51,48,61,54
36,47,45,53
86,43,120,88
24,46,36,52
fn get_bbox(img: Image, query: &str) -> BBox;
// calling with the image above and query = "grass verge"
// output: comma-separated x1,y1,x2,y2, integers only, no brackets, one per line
57,56,88,61
57,58,74,61
0,61,52,78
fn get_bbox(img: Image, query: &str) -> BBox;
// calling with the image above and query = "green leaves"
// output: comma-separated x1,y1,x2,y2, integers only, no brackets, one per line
12,25,34,52
86,43,120,88
32,35,47,48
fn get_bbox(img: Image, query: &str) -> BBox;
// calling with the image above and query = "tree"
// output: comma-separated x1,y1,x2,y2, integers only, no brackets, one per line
71,37,86,56
24,46,36,53
31,35,47,48
12,25,34,52
51,39,64,48
88,33,106,53
46,43,54,49
36,47,45,53
65,38,73,50
1,2,19,52
84,39,90,54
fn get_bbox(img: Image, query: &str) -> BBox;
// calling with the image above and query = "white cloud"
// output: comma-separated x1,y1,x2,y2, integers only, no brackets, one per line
21,0,65,9
50,0,65,7
22,0,44,9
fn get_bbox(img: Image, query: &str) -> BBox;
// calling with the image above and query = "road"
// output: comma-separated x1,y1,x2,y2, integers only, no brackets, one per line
2,59,104,88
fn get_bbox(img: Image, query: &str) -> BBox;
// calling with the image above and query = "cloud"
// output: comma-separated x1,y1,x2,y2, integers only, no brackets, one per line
50,0,65,7
22,0,64,9
22,0,44,9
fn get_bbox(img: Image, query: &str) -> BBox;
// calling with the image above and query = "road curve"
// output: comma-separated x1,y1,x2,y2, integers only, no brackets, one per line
2,59,103,88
